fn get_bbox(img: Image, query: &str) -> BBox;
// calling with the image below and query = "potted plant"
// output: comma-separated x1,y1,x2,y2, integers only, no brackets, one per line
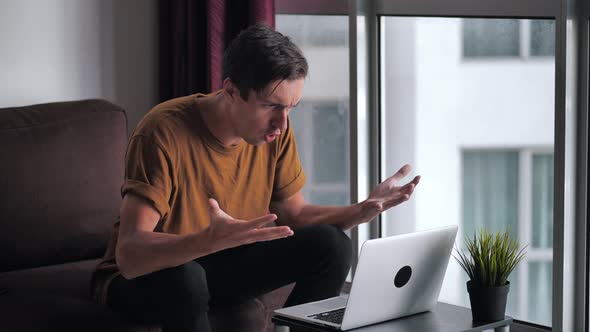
454,228,527,322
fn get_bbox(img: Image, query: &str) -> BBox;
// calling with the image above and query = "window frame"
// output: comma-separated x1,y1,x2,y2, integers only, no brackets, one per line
275,0,589,330
582,2,590,330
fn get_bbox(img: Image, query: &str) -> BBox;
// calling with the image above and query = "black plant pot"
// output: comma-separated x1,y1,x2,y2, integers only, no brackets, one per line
467,280,510,323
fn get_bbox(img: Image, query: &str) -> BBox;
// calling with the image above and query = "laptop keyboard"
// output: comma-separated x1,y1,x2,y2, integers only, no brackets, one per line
308,307,345,324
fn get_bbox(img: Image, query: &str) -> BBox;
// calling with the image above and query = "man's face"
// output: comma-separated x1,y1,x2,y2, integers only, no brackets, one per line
232,79,304,146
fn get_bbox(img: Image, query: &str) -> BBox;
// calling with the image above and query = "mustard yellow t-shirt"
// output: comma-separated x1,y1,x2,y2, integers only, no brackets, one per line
91,91,306,304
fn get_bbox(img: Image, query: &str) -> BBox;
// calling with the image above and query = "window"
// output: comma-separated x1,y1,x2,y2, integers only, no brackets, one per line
275,15,350,208
462,150,553,326
277,1,588,330
463,19,520,57
380,16,555,326
291,101,350,206
275,15,348,47
530,21,556,56
462,19,555,58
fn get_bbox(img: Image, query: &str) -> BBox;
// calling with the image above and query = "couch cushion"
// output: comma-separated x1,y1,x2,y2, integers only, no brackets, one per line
0,99,127,272
0,291,160,332
0,259,160,332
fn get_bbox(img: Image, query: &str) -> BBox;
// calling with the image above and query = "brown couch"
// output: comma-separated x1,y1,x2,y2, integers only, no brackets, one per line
0,99,293,331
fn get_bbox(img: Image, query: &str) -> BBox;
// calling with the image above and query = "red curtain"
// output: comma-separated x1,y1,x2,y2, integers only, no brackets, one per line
159,0,275,102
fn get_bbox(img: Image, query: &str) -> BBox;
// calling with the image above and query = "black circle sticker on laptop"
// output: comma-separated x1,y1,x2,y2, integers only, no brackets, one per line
394,266,412,288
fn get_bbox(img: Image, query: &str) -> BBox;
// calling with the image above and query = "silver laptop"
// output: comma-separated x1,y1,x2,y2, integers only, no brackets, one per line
274,225,458,331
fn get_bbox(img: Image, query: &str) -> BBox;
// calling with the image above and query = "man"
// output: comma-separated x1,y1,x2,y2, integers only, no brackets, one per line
91,25,420,332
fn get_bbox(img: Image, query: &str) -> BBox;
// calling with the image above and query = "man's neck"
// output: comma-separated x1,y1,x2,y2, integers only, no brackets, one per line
199,92,243,147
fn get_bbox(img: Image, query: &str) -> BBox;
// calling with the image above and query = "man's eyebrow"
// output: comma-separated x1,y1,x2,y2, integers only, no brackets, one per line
262,100,301,108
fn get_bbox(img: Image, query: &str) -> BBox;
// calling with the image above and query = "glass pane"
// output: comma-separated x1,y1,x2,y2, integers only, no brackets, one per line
275,15,347,47
276,15,350,208
530,21,555,57
532,153,554,248
462,151,519,239
313,102,348,183
310,191,348,206
463,19,520,57
380,17,555,325
529,261,552,326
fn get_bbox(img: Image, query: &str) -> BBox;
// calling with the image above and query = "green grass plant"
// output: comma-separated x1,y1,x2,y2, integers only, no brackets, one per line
454,228,527,287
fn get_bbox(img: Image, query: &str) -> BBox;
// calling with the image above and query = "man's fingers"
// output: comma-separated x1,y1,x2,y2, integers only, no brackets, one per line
243,226,294,243
382,195,410,211
240,213,279,230
372,201,384,213
208,198,220,210
400,176,420,195
401,182,416,195
208,198,235,219
390,164,412,182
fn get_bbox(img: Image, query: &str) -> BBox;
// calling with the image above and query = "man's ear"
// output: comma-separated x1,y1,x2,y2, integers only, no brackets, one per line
223,78,238,103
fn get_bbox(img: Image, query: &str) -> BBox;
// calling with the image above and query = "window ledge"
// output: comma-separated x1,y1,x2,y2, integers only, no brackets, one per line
510,320,551,332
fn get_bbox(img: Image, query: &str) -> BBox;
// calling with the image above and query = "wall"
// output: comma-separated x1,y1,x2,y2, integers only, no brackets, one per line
0,0,158,134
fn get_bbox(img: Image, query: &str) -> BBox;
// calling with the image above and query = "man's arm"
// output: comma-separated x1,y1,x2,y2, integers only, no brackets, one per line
270,164,420,230
116,194,293,280
270,192,369,230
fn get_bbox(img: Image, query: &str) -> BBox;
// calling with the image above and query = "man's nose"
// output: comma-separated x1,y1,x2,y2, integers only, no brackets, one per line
273,109,288,132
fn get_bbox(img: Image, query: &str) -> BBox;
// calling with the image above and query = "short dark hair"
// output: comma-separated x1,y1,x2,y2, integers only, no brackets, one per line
222,24,308,100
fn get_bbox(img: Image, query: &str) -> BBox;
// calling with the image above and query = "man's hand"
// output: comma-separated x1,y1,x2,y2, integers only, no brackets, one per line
205,198,294,253
359,164,421,223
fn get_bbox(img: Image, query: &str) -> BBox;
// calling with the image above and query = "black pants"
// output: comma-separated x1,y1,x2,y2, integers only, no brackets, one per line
106,224,352,332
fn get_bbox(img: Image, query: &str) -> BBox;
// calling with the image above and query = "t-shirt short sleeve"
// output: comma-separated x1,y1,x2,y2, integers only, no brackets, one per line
121,135,174,219
272,122,306,201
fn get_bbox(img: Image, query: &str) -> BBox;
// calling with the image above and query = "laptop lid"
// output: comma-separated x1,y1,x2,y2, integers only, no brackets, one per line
341,225,458,330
